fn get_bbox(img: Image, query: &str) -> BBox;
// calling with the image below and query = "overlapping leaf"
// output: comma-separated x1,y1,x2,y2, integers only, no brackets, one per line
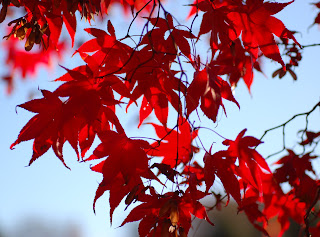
204,150,241,205
122,189,212,237
10,88,125,165
147,14,195,58
86,130,159,221
196,0,236,50
216,39,263,91
125,31,187,127
186,67,239,122
2,0,154,50
223,129,271,193
227,0,300,68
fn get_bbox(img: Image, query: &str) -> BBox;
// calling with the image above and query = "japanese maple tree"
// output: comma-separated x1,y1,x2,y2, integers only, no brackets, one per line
2,0,320,236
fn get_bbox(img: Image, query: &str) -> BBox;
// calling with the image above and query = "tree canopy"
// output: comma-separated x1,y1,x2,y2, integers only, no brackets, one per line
1,0,320,236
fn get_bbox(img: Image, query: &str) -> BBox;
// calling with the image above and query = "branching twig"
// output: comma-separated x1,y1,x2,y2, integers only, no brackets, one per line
260,101,320,159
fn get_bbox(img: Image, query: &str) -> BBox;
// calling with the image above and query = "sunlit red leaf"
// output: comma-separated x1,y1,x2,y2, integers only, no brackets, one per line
87,130,159,221
227,0,300,68
186,67,239,122
149,118,198,168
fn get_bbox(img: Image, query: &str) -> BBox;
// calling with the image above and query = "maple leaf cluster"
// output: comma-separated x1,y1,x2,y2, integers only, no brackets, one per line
4,0,320,236
1,0,151,49
1,35,65,94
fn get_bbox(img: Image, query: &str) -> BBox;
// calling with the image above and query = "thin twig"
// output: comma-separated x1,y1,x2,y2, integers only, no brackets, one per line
260,101,320,159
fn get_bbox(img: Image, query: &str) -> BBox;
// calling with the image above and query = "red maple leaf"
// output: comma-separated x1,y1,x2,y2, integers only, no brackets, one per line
216,39,263,91
11,84,125,165
227,0,300,68
299,131,320,146
204,150,241,205
186,66,239,122
2,35,65,94
182,161,204,186
311,2,320,26
122,189,212,237
263,191,307,236
147,14,195,58
86,130,159,222
196,0,236,50
151,163,180,183
273,150,317,187
149,118,198,168
223,129,271,194
10,90,68,167
125,40,186,127
239,170,308,237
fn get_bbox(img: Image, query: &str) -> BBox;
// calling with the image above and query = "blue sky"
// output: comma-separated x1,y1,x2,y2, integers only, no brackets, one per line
1,1,320,236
